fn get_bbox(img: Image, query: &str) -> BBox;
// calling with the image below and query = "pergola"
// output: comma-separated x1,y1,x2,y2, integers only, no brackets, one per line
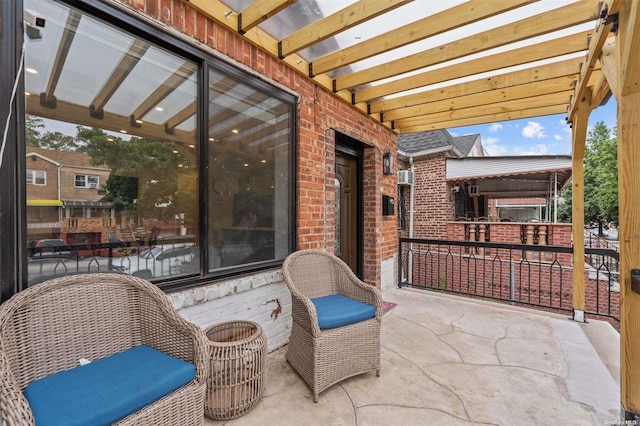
182,0,640,417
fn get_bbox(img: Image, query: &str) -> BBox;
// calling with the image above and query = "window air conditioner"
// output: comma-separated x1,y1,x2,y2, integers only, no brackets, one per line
89,183,98,189
397,170,414,186
468,185,479,196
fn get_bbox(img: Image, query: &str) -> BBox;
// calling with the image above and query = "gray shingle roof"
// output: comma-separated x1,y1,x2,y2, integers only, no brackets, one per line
398,130,480,157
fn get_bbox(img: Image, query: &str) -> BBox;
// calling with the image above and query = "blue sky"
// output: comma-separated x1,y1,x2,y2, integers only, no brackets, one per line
448,98,618,156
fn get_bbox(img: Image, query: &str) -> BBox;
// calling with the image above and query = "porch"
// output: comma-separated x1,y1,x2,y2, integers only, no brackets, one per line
205,287,619,425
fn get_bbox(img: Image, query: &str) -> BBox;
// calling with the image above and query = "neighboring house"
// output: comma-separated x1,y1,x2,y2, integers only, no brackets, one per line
397,130,484,240
26,147,115,246
397,130,573,242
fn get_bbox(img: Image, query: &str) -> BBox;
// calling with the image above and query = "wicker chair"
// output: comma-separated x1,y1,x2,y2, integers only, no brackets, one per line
282,249,382,402
0,273,209,426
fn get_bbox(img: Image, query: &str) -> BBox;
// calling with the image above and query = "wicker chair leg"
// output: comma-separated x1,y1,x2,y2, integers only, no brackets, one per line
313,394,319,403
376,369,380,377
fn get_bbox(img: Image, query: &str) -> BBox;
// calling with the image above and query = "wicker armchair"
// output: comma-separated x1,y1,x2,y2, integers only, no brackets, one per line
282,249,382,402
0,273,209,426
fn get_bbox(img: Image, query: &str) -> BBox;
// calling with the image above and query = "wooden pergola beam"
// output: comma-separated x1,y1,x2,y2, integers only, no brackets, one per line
394,92,570,130
370,57,584,114
90,39,149,118
336,0,600,91
130,62,196,125
277,0,412,58
26,96,194,145
395,104,567,134
616,0,640,418
354,30,593,103
41,9,82,107
383,76,576,122
567,2,618,122
238,0,296,35
570,88,591,322
309,0,535,76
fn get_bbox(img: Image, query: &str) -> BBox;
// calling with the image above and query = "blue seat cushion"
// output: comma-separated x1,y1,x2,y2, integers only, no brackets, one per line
311,294,376,330
23,345,196,426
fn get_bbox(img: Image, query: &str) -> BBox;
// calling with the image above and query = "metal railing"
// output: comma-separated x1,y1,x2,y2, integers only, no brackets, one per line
399,238,620,324
27,237,198,285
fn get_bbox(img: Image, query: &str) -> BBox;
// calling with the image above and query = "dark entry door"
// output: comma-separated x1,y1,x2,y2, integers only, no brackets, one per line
335,152,360,276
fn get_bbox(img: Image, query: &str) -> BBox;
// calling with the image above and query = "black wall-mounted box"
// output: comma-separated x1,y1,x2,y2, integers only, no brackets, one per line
632,269,640,294
382,195,395,216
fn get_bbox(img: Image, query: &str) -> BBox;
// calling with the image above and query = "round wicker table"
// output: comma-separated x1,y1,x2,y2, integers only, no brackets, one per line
204,320,267,420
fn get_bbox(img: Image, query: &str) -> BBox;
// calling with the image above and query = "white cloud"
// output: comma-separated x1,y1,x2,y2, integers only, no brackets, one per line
557,119,572,136
522,121,546,138
449,131,458,137
482,137,508,156
488,123,503,132
553,134,563,141
513,144,549,155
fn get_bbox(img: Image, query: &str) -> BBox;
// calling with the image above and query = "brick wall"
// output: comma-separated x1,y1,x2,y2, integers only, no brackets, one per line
114,0,399,346
411,155,453,239
26,157,59,200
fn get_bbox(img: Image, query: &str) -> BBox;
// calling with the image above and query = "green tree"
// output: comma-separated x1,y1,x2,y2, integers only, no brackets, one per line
560,122,618,231
557,182,572,223
25,115,44,146
76,127,189,222
584,122,618,230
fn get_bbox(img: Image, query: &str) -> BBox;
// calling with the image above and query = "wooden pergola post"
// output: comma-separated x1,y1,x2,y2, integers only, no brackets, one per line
570,89,591,322
616,0,640,418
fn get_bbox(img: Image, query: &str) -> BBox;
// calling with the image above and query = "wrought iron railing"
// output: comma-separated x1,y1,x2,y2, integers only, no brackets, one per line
399,238,620,324
27,237,197,285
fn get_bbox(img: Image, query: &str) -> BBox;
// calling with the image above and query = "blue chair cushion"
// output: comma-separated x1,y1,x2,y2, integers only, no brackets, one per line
23,345,196,426
311,294,376,330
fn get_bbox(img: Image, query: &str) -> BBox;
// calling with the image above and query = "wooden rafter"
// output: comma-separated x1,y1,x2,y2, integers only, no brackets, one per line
355,30,593,103
394,91,570,130
397,104,568,134
336,0,600,91
277,0,412,58
129,62,196,126
26,96,194,145
309,0,535,77
383,76,577,122
164,102,197,134
620,0,640,96
567,1,619,121
90,39,149,119
238,0,297,34
40,9,82,108
370,57,584,114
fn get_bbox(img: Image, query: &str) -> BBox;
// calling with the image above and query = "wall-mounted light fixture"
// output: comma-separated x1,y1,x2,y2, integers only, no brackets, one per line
382,150,394,175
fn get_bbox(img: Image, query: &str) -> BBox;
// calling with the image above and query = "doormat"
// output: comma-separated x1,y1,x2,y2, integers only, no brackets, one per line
382,301,397,316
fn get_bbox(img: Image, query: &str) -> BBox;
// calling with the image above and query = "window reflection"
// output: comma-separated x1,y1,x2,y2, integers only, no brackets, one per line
207,68,291,270
24,0,199,284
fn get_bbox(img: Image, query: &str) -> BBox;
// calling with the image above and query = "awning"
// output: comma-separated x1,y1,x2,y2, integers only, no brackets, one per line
26,199,63,206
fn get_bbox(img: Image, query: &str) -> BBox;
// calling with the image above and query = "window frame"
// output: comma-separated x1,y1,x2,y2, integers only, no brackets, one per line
74,174,99,189
26,169,46,186
8,0,298,295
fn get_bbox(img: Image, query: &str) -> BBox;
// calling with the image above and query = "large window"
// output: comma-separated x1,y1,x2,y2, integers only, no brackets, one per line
207,68,292,270
22,0,295,287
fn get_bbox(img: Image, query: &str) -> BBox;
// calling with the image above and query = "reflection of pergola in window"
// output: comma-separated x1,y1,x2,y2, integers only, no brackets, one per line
24,7,287,154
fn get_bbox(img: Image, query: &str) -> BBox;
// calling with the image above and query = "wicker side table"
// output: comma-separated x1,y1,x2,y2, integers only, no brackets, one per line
204,320,267,420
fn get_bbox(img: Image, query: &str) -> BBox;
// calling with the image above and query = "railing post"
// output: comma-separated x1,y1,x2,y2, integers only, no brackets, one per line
478,223,486,256
510,259,515,304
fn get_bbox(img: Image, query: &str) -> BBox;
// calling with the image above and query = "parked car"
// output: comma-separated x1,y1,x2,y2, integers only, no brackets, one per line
109,243,196,279
30,239,74,259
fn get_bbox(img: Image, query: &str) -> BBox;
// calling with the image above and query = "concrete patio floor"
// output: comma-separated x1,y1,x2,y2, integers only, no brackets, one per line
205,288,621,426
